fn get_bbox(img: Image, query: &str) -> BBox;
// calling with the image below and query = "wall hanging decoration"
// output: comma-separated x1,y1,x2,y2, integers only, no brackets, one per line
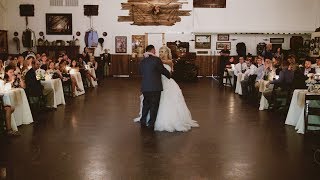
46,13,72,35
194,0,226,8
0,30,8,53
195,35,211,49
115,36,127,53
270,38,284,44
118,0,191,26
132,35,146,57
217,34,229,41
216,42,231,50
102,32,108,37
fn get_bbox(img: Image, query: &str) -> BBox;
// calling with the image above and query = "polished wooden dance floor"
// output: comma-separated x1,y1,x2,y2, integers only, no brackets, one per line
0,78,319,179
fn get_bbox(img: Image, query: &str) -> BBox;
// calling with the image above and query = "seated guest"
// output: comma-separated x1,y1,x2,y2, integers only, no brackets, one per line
46,62,62,79
59,61,83,97
225,57,235,69
63,54,72,66
70,60,80,72
240,58,257,96
287,55,299,71
255,57,265,81
25,58,54,109
302,59,315,76
89,55,98,71
312,57,320,74
234,57,247,77
4,64,25,89
78,57,97,87
40,53,48,70
79,48,90,63
262,44,273,60
55,55,63,68
0,60,5,79
17,54,24,69
272,57,282,75
263,61,294,102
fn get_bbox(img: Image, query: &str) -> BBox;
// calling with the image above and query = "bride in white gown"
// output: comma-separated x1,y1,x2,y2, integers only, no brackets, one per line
134,45,199,132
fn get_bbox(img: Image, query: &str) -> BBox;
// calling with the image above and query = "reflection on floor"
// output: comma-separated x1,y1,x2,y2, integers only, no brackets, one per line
0,78,319,179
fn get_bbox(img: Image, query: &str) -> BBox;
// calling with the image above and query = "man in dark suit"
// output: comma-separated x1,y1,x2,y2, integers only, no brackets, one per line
139,45,171,129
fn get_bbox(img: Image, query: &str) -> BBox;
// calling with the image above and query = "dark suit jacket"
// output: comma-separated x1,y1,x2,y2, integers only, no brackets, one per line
270,68,294,90
139,55,171,92
25,68,43,97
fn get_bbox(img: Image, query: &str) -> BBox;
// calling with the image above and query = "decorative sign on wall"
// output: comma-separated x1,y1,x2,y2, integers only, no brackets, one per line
115,36,127,53
216,42,231,50
118,0,191,26
194,0,226,8
217,34,229,41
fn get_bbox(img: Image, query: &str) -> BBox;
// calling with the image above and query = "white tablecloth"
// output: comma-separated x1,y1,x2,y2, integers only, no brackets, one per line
87,68,98,87
235,73,244,95
285,89,320,134
70,72,85,96
2,88,33,131
223,69,234,87
41,79,66,108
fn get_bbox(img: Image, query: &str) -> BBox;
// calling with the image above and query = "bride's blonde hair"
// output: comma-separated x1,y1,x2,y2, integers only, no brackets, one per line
159,45,172,60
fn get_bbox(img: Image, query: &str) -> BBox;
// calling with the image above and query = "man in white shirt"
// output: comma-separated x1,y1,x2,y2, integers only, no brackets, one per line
234,57,247,77
241,58,257,97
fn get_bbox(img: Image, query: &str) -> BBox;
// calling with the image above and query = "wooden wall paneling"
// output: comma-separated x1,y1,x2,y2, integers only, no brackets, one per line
129,57,142,77
195,56,220,77
110,54,130,76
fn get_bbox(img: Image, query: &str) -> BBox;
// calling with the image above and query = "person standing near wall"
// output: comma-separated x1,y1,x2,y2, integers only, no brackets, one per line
94,38,106,83
219,45,230,86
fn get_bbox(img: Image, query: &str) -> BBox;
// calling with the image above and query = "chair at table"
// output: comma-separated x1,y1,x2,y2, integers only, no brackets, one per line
304,94,320,134
269,83,293,111
0,95,6,134
223,69,233,88
62,79,73,97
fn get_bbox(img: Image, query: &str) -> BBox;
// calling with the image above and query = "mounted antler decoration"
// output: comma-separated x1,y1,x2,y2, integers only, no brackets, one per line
118,0,191,26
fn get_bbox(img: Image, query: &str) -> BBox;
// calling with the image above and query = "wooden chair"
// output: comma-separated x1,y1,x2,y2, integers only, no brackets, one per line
62,80,73,97
223,69,233,87
304,94,320,134
0,95,6,134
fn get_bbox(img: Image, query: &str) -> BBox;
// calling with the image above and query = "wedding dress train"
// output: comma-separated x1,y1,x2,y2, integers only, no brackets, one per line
134,64,199,132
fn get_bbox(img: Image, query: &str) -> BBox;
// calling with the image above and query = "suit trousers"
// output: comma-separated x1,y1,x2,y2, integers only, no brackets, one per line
140,91,161,127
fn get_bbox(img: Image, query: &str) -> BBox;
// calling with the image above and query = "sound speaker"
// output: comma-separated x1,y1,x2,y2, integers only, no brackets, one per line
84,5,99,16
20,4,34,16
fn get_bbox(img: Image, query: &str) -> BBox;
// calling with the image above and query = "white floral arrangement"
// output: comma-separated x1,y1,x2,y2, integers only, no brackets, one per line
306,73,320,92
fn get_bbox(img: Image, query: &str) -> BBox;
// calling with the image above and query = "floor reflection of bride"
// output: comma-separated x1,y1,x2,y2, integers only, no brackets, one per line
134,45,199,132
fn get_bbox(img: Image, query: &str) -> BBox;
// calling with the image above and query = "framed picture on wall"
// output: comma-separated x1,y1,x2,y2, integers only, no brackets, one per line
216,42,231,50
132,35,145,57
115,36,127,53
270,38,284,44
195,35,211,49
46,13,72,35
217,34,229,41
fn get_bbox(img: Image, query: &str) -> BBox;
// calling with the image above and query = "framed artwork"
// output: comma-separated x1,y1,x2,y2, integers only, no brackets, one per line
132,35,146,57
115,36,127,53
217,34,229,41
0,30,8,53
195,35,211,49
216,42,231,50
46,13,72,35
270,38,284,44
194,0,226,8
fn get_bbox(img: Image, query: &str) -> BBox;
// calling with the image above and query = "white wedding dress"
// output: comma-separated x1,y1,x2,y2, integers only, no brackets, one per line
134,64,199,132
